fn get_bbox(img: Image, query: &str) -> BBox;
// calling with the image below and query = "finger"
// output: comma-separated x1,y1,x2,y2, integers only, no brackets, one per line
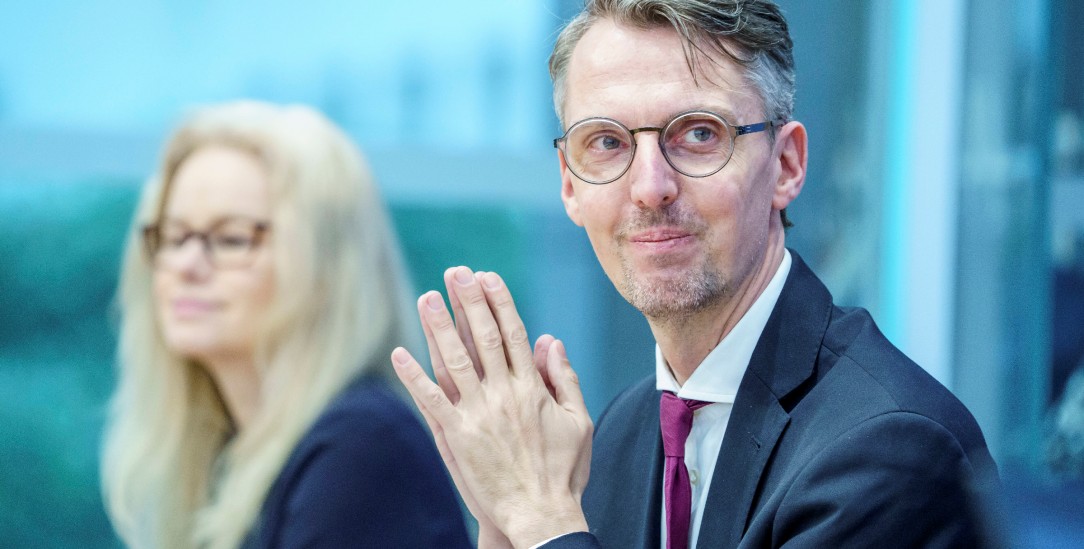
546,340,590,417
391,346,460,424
448,266,512,386
397,384,479,514
419,294,460,404
479,272,536,378
399,387,491,524
444,267,485,380
419,290,485,403
534,334,557,399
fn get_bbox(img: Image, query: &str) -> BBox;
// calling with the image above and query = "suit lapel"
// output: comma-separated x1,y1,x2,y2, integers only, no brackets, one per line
695,251,834,548
584,380,664,548
633,390,664,549
695,374,789,548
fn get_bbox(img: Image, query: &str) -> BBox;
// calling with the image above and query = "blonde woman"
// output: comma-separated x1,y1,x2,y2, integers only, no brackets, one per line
101,101,470,548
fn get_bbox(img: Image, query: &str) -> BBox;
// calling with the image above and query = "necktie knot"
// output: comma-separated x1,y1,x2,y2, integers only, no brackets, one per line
660,392,710,458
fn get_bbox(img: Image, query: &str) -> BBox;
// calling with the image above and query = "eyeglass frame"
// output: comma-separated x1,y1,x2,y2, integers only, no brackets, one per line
553,110,786,185
141,216,272,270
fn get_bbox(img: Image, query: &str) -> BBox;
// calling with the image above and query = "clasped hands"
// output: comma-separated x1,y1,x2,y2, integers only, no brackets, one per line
392,266,593,548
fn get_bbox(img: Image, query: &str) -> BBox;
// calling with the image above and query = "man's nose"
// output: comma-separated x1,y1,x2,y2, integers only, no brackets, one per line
626,133,679,209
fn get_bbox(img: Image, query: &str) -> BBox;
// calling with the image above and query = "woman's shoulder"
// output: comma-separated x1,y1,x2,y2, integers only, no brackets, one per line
302,376,422,446
271,375,443,495
252,380,471,548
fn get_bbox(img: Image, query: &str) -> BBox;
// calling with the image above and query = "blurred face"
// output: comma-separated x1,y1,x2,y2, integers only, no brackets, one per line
153,145,275,364
559,20,795,319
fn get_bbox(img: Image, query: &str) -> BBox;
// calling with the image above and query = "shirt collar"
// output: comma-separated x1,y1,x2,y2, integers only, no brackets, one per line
656,249,792,403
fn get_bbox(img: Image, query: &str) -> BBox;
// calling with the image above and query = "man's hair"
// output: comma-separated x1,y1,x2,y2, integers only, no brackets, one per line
549,0,794,125
549,0,796,227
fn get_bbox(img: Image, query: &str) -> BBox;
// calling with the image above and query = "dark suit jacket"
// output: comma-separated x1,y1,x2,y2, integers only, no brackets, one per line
545,252,998,548
243,376,471,548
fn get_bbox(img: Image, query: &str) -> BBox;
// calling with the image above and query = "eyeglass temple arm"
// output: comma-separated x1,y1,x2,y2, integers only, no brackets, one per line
735,118,789,136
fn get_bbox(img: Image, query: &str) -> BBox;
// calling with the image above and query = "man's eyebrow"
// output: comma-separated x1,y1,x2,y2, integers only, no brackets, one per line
669,105,739,121
568,104,742,127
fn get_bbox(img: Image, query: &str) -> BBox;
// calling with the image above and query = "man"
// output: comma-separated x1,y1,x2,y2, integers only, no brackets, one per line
392,1,998,547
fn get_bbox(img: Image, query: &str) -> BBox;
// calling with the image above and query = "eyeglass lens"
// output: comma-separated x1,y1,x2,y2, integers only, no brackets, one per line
145,218,266,269
562,112,735,184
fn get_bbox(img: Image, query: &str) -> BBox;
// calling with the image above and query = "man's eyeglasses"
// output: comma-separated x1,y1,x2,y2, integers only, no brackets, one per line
142,217,271,270
553,110,784,185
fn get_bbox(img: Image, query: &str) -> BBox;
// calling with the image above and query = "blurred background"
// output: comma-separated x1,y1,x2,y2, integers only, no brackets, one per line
1,0,1082,546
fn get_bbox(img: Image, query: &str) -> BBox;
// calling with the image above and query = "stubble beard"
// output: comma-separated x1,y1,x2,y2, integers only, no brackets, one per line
613,205,730,323
620,254,727,322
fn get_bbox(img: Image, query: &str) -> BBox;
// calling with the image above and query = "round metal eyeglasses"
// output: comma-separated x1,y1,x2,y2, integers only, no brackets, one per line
553,110,784,185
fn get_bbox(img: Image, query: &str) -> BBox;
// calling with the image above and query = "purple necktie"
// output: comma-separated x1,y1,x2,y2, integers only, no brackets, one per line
660,391,711,549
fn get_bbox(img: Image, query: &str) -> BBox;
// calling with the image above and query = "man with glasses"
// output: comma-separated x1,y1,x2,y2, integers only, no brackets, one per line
393,1,998,547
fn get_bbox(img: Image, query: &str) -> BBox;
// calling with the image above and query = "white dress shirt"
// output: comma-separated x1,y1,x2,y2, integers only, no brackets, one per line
655,249,791,549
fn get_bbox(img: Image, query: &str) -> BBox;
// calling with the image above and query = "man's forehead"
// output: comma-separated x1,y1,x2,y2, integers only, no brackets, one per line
562,19,758,123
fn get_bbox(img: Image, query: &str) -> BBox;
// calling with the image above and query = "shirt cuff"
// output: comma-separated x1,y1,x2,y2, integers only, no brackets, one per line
528,533,566,549
528,531,582,549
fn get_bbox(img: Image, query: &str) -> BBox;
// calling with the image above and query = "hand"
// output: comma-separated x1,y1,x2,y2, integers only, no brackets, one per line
441,270,584,549
392,267,593,548
441,269,565,402
418,269,512,549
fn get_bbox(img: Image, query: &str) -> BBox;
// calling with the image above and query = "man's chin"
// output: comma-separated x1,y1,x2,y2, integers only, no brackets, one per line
622,277,726,320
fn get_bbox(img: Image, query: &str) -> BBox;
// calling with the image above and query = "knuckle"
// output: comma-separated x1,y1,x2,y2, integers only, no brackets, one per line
425,387,447,410
490,291,514,308
507,325,529,346
446,352,473,372
461,288,487,306
566,370,581,386
405,367,427,385
477,329,504,351
430,313,455,332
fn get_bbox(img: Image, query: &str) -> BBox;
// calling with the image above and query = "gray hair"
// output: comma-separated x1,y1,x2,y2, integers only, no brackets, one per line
549,0,795,128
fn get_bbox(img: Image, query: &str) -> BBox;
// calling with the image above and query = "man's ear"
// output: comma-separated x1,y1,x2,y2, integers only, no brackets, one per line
771,121,808,211
558,150,584,227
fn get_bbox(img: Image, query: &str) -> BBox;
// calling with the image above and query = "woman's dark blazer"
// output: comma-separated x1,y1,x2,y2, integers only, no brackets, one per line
243,376,471,548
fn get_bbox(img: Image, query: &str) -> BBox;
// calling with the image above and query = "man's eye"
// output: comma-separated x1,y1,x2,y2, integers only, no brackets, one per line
679,125,718,144
590,134,625,151
687,127,716,142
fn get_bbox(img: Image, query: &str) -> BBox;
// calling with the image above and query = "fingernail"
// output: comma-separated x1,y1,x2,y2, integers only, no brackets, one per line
483,272,501,290
392,347,411,366
554,340,567,360
454,267,473,285
426,292,444,311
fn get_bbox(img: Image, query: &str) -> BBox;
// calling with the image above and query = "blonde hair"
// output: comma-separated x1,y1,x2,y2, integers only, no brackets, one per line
101,101,419,548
